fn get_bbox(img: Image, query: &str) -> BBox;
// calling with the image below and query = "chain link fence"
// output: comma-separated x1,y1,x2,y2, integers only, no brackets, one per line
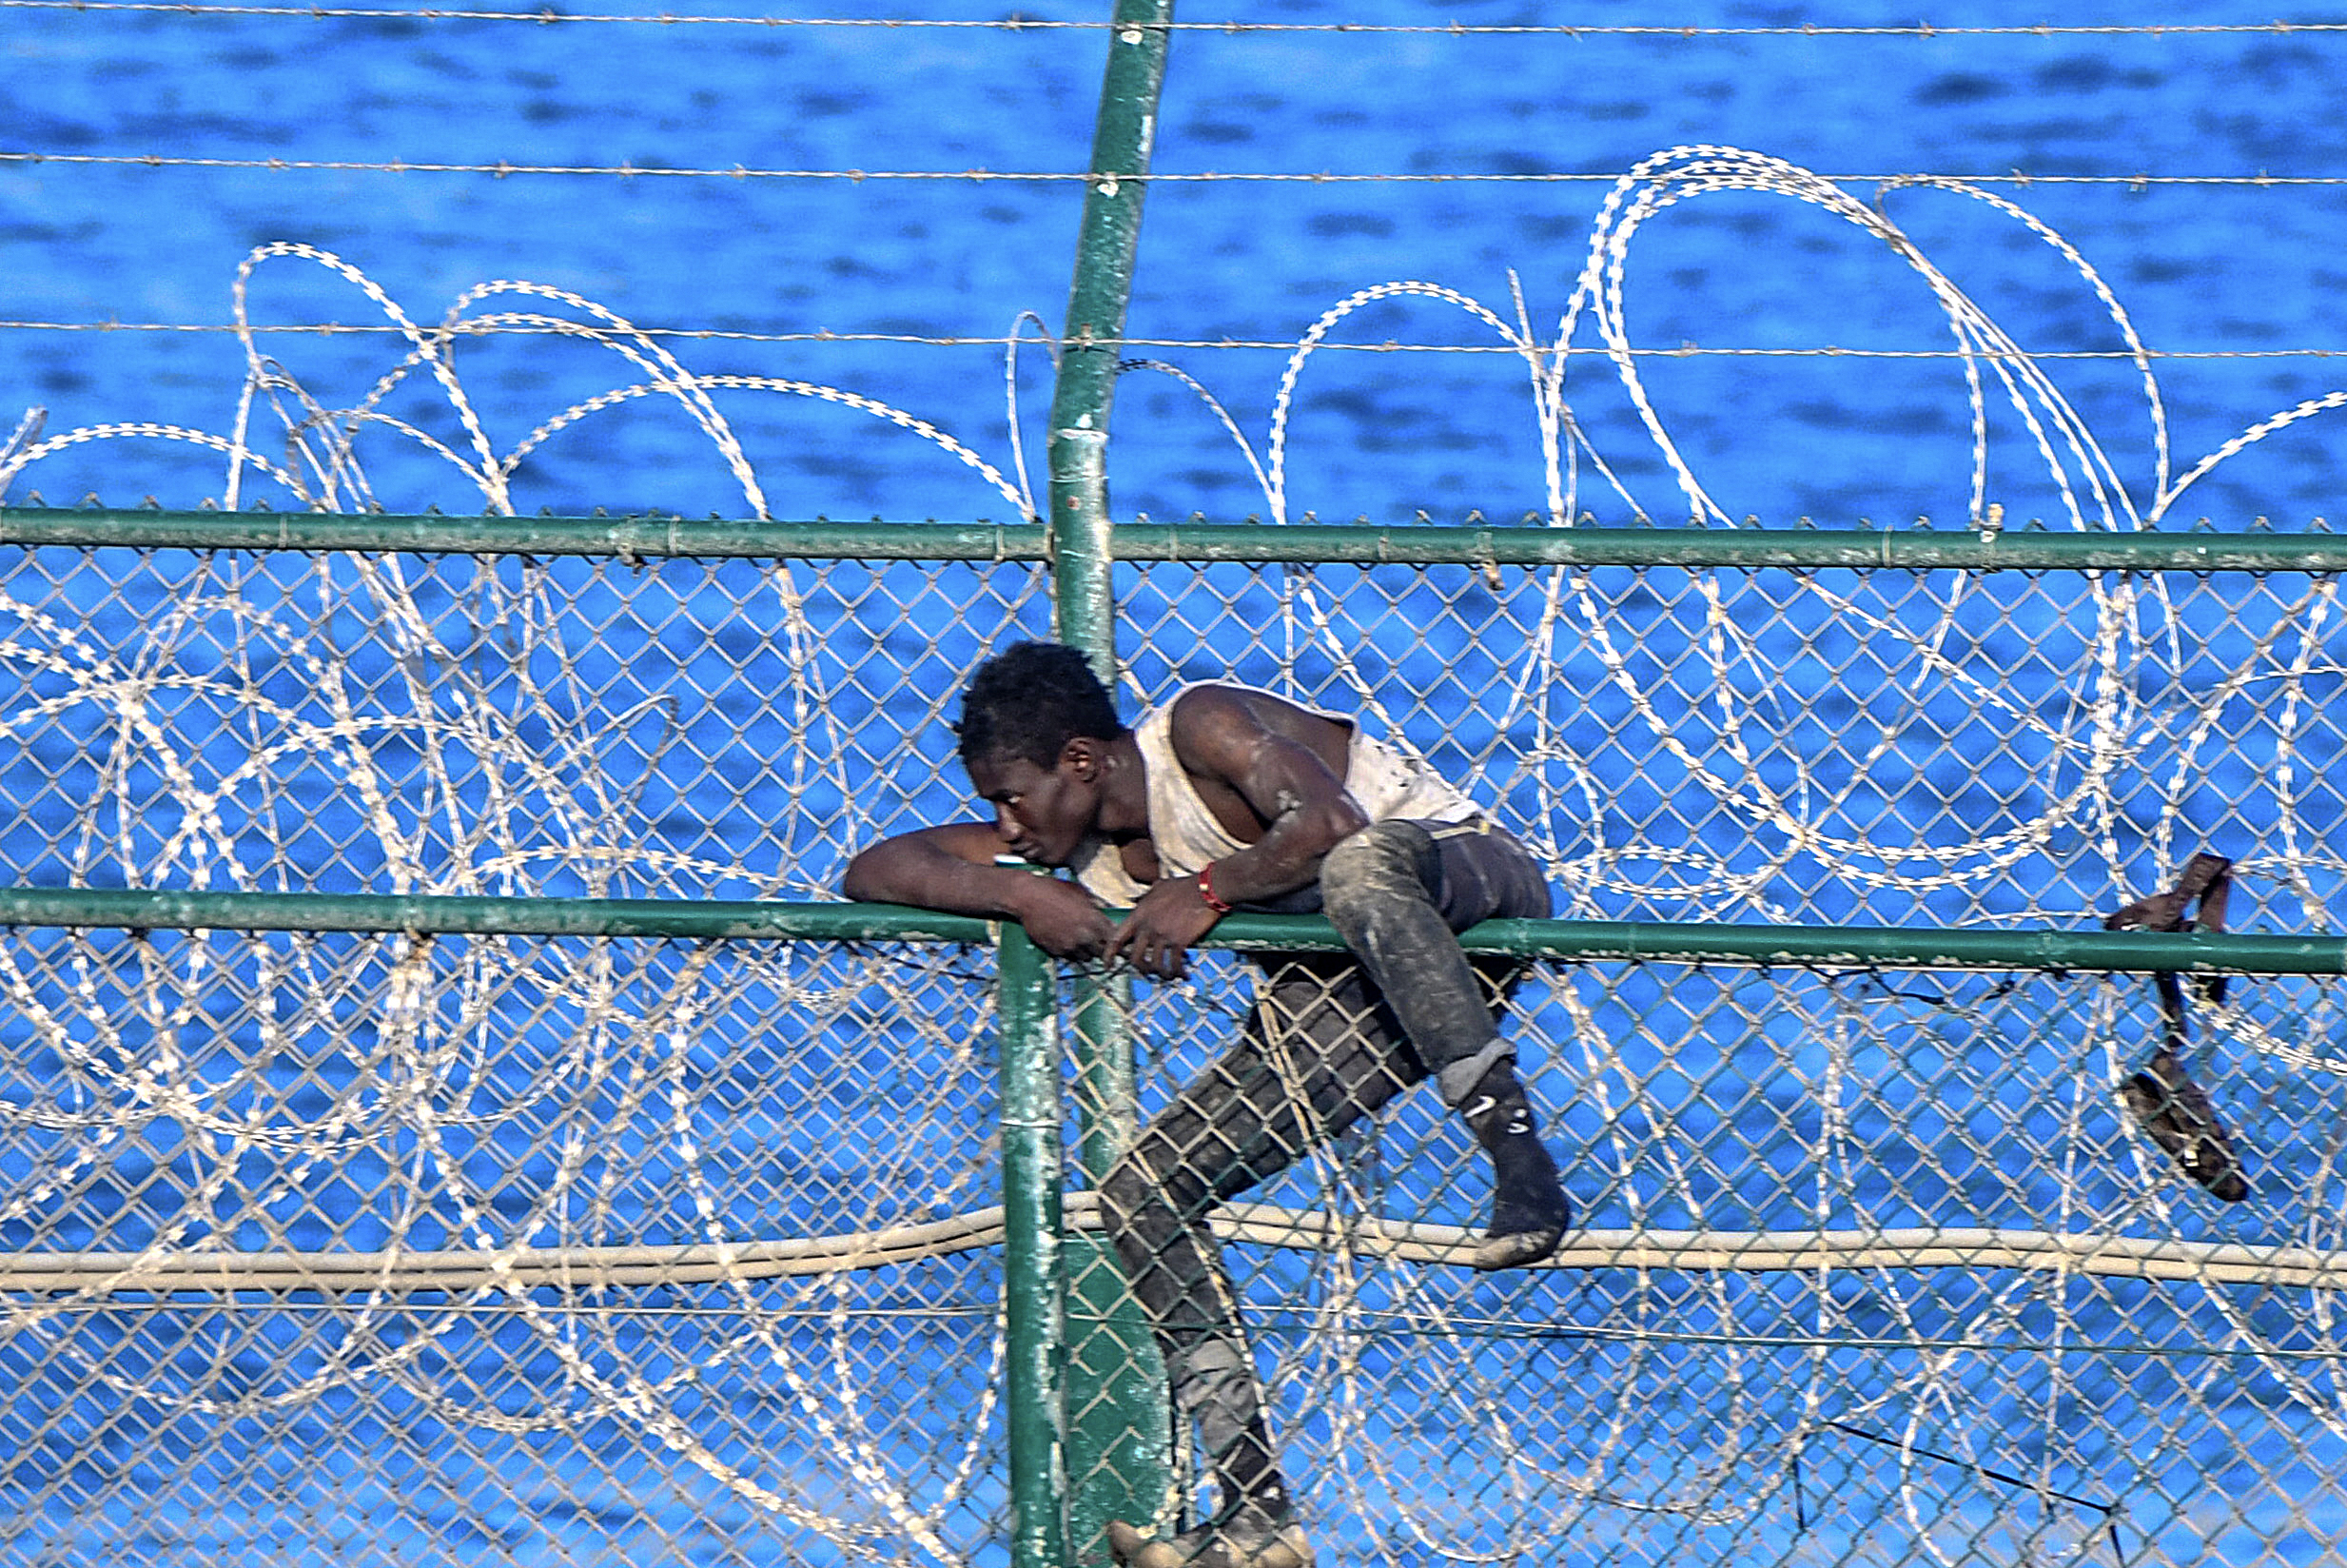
0,524,2342,1565
1116,554,2347,931
0,923,1017,1566
0,541,1050,898
1097,950,2341,1567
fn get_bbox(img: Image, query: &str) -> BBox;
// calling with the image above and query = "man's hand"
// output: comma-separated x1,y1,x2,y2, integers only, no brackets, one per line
1011,875,1119,961
1104,875,1222,981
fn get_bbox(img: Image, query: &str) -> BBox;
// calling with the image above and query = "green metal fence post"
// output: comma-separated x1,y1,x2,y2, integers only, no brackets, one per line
998,919,1070,1568
1046,0,1174,673
1046,1,1181,1555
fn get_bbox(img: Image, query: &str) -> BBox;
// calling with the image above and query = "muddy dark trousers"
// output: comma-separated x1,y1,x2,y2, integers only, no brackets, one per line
1098,818,1557,1521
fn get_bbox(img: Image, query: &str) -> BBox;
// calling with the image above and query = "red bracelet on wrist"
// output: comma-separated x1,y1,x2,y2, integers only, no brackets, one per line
1197,861,1235,915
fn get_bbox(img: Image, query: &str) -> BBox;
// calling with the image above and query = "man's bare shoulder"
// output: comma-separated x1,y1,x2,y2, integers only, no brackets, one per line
1168,683,1303,745
1165,683,1354,780
1166,682,1337,728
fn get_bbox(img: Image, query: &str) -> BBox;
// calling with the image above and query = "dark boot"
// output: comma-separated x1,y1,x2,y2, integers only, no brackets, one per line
1453,1057,1572,1268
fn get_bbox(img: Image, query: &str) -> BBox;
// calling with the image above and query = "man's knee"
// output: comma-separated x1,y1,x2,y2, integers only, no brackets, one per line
1101,1137,1210,1236
1319,820,1436,931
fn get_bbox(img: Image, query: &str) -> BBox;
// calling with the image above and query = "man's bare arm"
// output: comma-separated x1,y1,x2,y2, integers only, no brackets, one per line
843,824,1115,959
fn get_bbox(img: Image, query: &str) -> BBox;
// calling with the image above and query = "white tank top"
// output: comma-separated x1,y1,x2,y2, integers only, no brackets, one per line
1073,684,1479,908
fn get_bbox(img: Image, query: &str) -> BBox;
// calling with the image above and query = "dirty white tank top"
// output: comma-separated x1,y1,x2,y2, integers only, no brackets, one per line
1073,683,1479,909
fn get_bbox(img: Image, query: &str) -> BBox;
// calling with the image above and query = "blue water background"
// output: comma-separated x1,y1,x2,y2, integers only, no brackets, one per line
4,4,2347,1566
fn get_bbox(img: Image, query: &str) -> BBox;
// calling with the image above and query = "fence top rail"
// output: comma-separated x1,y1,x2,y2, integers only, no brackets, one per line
2,888,2341,977
7,508,2347,571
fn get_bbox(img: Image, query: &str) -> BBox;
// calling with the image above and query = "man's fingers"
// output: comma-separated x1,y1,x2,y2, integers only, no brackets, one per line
1098,907,1190,980
1113,927,1157,978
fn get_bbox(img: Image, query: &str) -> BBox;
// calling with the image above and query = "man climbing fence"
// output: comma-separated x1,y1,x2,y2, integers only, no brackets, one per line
843,640,1573,1568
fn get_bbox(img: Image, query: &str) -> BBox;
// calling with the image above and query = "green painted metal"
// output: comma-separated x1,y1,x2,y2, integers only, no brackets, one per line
1064,1235,1172,1558
0,886,993,945
0,507,1048,561
997,920,1071,1568
1,888,2340,975
15,507,2347,574
1046,0,1175,672
1109,520,2347,572
1044,7,1182,1554
1203,912,2347,975
1064,970,1166,1560
1073,980,1142,1180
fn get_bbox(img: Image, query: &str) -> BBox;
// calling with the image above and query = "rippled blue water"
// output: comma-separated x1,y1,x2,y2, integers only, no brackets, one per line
6,2,2347,527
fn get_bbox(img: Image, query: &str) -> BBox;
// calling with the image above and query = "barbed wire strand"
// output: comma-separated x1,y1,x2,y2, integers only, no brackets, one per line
3,318,2343,360
5,164,2347,1554
5,1,2347,34
4,151,2339,186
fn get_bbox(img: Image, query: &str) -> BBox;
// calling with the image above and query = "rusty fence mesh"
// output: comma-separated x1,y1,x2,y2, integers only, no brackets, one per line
0,539,2342,1565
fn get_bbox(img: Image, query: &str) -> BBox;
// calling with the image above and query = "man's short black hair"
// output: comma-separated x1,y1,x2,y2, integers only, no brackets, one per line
957,640,1124,769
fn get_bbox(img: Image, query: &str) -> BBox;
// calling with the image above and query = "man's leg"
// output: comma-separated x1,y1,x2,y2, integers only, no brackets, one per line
1317,818,1571,1269
1099,956,1418,1564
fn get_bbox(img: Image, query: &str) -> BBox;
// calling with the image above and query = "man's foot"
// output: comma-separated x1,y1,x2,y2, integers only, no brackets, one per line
1466,1077,1572,1269
2122,1053,2250,1202
1105,1502,1314,1568
1474,1127,1571,1269
1473,1220,1567,1270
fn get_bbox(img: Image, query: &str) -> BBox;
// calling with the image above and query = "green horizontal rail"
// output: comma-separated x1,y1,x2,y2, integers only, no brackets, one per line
3,888,2343,976
0,509,1049,561
1217,913,2347,976
0,886,995,946
10,508,2347,572
1116,522,2347,573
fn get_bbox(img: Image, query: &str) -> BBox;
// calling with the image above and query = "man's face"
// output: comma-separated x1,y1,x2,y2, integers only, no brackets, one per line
967,742,1100,868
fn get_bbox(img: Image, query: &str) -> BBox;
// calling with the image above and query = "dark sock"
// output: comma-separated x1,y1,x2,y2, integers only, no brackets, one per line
1457,1061,1570,1238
